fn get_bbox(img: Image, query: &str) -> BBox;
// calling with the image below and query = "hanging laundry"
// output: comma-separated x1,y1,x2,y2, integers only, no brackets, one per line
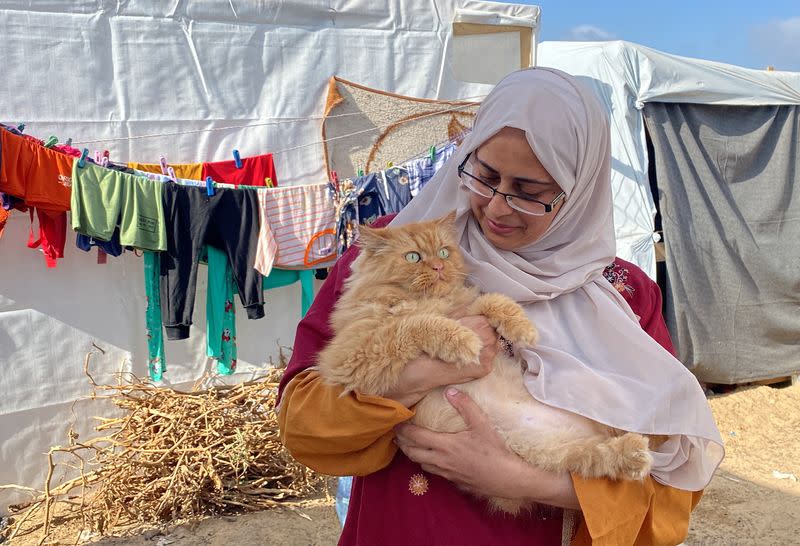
252,183,336,276
404,140,458,196
329,178,362,256
206,246,315,375
263,268,315,316
76,229,124,257
202,153,278,187
26,208,66,268
127,161,203,181
159,183,263,341
143,251,167,381
0,208,8,240
71,160,167,251
205,246,238,375
0,128,74,213
130,152,278,187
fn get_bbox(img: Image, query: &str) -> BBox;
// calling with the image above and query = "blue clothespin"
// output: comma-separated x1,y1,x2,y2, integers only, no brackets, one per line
233,149,242,169
206,176,215,196
17,123,25,133
44,136,58,148
78,148,89,168
429,145,436,163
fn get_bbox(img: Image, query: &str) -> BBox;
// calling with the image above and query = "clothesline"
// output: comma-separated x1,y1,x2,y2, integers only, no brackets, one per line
68,96,485,160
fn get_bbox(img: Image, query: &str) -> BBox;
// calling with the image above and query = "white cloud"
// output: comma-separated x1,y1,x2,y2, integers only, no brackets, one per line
565,24,615,42
749,17,800,71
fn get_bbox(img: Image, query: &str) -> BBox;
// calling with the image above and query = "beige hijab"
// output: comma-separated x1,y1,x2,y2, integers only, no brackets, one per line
392,68,723,491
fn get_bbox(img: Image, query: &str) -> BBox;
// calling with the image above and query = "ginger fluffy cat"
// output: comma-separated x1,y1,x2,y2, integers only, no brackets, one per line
317,212,652,514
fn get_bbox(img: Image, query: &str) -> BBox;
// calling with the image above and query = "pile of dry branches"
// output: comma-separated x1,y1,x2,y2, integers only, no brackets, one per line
2,351,326,544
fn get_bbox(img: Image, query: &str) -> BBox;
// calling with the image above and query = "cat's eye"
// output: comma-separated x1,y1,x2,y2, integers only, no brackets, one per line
438,248,450,259
405,252,421,263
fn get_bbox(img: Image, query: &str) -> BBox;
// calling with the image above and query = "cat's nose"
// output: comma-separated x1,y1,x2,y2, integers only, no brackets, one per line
431,261,444,271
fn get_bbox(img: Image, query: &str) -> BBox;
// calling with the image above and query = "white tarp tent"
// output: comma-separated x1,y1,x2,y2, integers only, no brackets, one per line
538,40,800,275
0,0,536,510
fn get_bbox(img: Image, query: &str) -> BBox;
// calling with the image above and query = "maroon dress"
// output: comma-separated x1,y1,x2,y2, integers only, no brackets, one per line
278,215,675,546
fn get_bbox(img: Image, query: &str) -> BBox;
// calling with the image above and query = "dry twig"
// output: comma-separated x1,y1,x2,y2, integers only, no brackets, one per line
2,350,325,544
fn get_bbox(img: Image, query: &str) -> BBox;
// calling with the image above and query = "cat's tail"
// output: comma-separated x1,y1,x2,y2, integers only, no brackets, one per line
506,430,653,482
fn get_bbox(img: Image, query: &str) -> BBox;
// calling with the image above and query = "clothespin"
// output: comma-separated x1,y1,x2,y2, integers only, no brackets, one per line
357,168,364,177
387,162,394,168
159,156,169,175
331,171,339,192
103,150,110,160
168,167,177,181
206,176,215,196
233,149,242,169
264,177,274,188
65,138,73,147
78,148,89,168
94,150,102,164
43,136,58,148
101,150,110,167
429,145,436,163
16,123,25,133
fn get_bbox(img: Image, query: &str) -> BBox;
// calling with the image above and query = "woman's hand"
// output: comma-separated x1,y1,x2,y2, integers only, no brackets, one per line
382,315,499,407
394,388,580,510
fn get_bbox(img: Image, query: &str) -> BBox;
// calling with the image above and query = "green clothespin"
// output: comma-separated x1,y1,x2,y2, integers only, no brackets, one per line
429,145,436,163
357,168,364,177
17,123,25,133
44,136,58,148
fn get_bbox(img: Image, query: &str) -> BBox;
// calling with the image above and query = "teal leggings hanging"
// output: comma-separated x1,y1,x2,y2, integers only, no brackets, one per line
144,246,315,378
143,251,166,381
206,246,238,374
206,246,314,375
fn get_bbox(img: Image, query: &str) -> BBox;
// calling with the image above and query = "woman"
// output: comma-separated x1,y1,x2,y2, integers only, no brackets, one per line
278,68,723,545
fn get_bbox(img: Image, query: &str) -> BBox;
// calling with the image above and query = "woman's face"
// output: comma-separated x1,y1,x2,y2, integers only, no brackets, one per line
468,127,565,251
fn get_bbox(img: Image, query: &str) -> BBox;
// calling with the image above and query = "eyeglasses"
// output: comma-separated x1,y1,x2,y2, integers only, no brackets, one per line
457,152,566,216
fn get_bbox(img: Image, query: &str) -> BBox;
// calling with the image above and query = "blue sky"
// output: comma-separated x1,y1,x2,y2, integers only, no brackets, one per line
507,0,800,72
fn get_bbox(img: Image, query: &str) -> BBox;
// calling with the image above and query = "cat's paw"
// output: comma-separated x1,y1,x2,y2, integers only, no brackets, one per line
616,433,652,481
437,327,483,367
469,294,538,347
497,318,538,347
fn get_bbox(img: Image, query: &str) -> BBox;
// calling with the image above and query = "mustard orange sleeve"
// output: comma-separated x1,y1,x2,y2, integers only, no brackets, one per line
278,370,415,476
570,473,703,545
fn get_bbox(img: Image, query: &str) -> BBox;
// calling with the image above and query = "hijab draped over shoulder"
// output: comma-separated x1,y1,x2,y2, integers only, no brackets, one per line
392,68,723,491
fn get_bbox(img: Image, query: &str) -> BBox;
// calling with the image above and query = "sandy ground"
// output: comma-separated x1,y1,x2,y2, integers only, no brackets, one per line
5,383,798,546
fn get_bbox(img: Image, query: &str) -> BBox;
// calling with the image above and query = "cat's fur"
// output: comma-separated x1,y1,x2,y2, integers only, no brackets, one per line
317,212,652,514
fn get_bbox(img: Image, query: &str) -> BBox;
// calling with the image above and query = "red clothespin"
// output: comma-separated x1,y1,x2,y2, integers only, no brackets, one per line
233,149,242,169
102,150,110,167
331,170,339,192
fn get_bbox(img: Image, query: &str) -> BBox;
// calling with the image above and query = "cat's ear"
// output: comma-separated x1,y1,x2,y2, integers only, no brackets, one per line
357,225,392,253
434,211,458,231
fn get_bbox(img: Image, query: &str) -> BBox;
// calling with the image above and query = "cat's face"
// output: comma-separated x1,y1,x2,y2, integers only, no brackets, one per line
357,212,465,296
